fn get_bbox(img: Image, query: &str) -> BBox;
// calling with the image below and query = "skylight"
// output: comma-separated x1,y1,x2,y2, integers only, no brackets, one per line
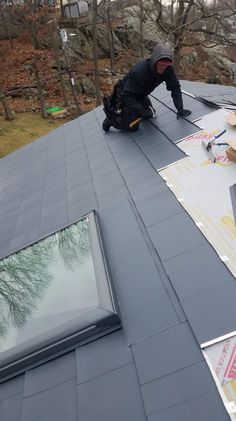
0,212,120,381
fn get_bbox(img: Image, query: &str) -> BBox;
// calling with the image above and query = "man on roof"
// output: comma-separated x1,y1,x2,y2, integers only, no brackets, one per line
102,43,191,132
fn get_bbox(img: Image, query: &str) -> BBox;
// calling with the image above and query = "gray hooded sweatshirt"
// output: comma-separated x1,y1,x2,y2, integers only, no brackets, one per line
119,43,183,116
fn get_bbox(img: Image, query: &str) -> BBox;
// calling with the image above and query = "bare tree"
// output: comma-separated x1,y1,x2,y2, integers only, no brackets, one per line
47,20,69,108
104,0,116,72
140,0,144,59
31,57,48,119
149,0,236,72
0,92,14,120
92,0,102,105
7,0,50,50
0,1,13,51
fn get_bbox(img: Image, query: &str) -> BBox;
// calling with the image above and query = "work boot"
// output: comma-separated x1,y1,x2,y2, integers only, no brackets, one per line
102,117,111,132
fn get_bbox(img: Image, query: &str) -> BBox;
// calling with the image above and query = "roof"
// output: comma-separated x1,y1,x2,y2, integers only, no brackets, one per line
0,80,236,421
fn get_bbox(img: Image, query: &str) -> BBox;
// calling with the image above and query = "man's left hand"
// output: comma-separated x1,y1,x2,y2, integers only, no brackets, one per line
177,109,192,119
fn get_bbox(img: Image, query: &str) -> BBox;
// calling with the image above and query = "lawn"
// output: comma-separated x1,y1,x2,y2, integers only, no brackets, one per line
0,113,69,158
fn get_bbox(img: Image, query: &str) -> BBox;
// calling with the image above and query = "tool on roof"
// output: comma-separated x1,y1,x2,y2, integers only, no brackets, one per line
129,118,142,128
201,129,228,163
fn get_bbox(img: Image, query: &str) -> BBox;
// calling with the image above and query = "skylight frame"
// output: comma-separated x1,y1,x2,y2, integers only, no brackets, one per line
0,211,120,382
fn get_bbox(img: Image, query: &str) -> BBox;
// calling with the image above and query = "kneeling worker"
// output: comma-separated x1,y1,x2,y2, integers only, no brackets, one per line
102,43,191,132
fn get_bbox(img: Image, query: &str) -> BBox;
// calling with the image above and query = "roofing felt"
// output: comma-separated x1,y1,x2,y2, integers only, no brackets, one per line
0,83,235,421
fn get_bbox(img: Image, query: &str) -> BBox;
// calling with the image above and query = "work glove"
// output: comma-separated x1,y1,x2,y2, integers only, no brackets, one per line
177,108,192,119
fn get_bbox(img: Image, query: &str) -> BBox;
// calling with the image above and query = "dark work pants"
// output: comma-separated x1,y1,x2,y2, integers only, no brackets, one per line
104,97,153,132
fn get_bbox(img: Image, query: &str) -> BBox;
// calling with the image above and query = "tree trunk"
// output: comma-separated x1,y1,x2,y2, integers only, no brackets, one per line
106,0,116,72
0,8,13,52
49,23,69,108
173,0,185,75
140,0,144,59
60,0,64,17
0,93,14,121
28,21,41,50
173,43,181,75
63,45,82,115
92,0,102,106
32,58,48,119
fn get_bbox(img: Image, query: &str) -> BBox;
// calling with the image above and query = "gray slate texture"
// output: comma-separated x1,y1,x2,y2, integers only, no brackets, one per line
0,85,234,421
180,80,236,105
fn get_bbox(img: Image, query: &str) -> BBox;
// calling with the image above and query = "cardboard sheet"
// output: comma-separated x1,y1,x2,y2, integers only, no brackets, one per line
225,112,236,127
160,108,236,277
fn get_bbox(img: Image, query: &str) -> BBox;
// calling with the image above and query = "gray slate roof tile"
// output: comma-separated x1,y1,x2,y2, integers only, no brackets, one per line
182,281,236,344
149,148,186,170
0,234,11,259
148,390,230,421
68,196,98,222
40,207,68,232
76,331,132,383
96,189,128,209
164,243,234,301
137,190,183,227
99,201,179,343
24,352,76,397
0,375,24,401
0,213,17,238
0,393,22,421
141,361,216,415
9,227,40,256
160,118,199,143
142,138,179,157
130,176,167,205
153,111,178,128
66,170,91,191
134,130,166,148
0,196,21,218
148,212,206,261
120,162,156,186
77,364,146,421
21,378,77,421
132,322,203,385
90,160,118,179
181,79,236,105
67,184,95,206
14,210,41,237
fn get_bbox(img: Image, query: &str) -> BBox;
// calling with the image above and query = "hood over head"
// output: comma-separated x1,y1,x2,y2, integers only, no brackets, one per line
150,43,173,71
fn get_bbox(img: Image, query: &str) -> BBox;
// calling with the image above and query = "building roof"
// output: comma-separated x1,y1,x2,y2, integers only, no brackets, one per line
0,80,236,421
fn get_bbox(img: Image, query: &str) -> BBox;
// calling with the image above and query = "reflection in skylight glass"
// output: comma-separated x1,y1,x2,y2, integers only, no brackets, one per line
0,217,98,354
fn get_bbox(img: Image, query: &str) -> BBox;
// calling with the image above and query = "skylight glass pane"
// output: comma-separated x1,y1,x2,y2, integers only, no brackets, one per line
0,216,98,354
204,335,236,420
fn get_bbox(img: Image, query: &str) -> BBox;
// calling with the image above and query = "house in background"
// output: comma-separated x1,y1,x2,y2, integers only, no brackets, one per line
63,0,89,18
0,81,236,421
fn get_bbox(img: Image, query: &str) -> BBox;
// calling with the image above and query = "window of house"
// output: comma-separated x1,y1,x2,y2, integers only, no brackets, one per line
202,333,236,420
0,212,120,381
